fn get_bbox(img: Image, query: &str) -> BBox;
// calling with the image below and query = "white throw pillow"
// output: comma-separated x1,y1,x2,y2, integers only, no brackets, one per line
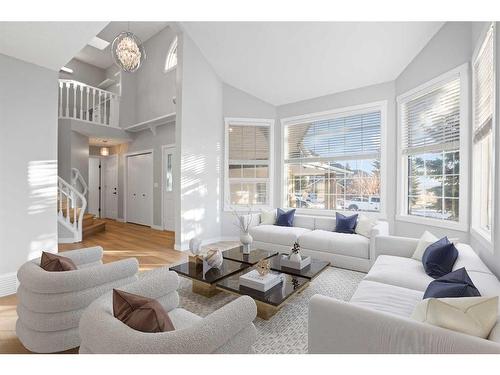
412,230,438,261
355,214,376,238
411,296,499,339
260,209,276,225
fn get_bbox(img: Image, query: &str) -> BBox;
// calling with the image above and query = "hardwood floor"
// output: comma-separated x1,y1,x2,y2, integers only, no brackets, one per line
0,219,187,354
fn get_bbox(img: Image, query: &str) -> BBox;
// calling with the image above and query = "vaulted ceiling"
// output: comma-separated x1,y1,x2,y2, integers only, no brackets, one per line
182,22,444,105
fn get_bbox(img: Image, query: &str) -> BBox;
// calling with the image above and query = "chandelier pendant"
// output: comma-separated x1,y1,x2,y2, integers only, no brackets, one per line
111,31,146,73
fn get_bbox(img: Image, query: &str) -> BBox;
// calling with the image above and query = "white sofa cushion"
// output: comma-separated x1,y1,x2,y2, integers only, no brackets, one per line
169,308,202,330
355,214,376,238
249,225,311,246
453,244,493,274
314,217,336,231
412,230,438,261
364,255,433,291
411,297,499,339
350,280,424,318
260,209,276,225
293,215,315,230
298,230,370,259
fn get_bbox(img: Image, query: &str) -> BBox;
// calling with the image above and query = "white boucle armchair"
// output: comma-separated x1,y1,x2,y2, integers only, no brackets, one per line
16,247,139,353
79,267,258,354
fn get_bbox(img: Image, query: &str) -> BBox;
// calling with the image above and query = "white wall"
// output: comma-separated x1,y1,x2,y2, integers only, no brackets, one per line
59,58,106,88
394,22,473,244
0,54,58,296
175,31,224,249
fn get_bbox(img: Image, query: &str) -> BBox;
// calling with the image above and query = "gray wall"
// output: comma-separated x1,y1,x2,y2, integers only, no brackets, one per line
0,54,58,295
175,31,224,249
58,120,72,182
70,131,89,187
119,26,177,128
59,58,106,87
394,22,473,243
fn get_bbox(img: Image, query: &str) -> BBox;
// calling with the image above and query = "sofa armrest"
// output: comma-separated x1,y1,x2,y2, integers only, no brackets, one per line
373,235,418,259
368,221,389,262
18,258,139,294
58,247,103,266
308,294,500,354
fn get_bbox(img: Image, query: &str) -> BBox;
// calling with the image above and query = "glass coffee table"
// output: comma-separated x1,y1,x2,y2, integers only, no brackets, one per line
269,254,330,280
170,259,249,297
216,268,309,320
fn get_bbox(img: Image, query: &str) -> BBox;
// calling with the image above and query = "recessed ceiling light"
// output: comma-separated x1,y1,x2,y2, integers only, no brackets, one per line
60,66,73,74
88,36,110,50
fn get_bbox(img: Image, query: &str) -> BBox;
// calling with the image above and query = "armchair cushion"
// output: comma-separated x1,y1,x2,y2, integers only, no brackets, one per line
40,251,77,272
113,289,174,333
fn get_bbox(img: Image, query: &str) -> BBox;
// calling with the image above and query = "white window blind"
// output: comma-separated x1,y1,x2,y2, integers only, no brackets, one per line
473,25,494,141
226,120,272,208
285,111,381,161
401,77,461,155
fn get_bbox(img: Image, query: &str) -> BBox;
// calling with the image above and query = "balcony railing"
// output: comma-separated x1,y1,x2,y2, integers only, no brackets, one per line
58,79,120,127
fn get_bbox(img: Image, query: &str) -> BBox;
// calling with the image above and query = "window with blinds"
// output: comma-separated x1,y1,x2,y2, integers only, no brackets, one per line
225,119,273,209
283,105,383,213
398,67,466,224
472,23,495,235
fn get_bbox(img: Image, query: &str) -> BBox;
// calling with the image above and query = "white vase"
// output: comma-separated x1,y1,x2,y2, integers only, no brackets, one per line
240,232,253,246
289,252,302,263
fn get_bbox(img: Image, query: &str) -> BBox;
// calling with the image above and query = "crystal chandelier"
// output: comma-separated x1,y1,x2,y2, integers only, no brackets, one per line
111,30,146,72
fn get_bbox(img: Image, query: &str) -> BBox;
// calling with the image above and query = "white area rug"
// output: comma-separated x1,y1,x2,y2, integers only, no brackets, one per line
177,267,365,354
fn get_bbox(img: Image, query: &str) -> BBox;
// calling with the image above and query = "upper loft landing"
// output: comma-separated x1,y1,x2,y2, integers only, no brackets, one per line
59,79,120,128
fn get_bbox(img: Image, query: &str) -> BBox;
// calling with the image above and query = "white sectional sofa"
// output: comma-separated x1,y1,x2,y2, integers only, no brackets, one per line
308,235,500,353
247,213,389,272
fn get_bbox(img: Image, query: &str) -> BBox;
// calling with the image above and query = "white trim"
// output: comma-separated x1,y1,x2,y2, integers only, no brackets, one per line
58,237,76,244
280,100,388,219
224,117,275,211
151,224,164,231
161,143,176,231
164,36,178,73
396,63,470,231
471,23,496,248
124,149,154,228
116,217,125,222
0,272,18,297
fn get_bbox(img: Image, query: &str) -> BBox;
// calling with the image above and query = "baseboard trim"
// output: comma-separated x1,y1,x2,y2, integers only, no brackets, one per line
0,272,18,297
151,225,163,231
58,237,75,244
116,217,125,223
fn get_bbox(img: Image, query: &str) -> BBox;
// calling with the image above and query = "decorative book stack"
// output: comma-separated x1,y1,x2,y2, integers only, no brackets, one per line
280,254,311,270
239,270,283,292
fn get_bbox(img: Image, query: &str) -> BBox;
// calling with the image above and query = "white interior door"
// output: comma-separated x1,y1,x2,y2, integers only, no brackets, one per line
88,157,101,217
102,155,118,219
162,146,175,231
126,152,153,226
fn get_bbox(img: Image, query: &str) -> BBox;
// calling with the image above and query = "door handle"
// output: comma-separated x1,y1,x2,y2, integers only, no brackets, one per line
142,194,146,197
113,192,117,195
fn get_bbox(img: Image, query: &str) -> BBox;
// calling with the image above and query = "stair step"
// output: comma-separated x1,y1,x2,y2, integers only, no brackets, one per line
83,220,106,238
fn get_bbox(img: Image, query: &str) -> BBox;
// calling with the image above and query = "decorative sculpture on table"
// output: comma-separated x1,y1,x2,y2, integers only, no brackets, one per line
256,259,271,276
230,204,253,254
205,249,223,269
189,237,203,270
289,242,302,263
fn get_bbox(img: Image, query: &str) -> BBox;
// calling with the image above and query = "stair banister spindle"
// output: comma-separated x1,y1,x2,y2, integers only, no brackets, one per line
86,86,90,121
58,82,63,117
73,83,77,118
66,195,70,224
79,84,83,119
92,88,95,122
103,92,107,125
65,82,69,117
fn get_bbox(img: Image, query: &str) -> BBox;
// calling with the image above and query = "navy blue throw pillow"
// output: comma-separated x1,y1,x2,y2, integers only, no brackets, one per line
334,212,358,234
424,268,481,299
421,237,458,278
276,208,296,227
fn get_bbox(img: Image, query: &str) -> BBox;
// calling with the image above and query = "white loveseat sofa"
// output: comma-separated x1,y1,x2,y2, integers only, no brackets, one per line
246,212,389,272
308,235,500,353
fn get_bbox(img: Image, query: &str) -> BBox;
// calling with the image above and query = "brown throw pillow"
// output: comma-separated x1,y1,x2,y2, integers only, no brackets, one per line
40,251,77,272
113,289,175,333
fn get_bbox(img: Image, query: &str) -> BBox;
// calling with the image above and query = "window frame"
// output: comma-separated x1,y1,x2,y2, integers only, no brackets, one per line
279,100,388,219
471,22,496,249
164,36,178,73
396,63,470,232
224,117,275,211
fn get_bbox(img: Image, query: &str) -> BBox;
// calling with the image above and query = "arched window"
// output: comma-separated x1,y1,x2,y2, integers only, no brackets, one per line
165,36,178,72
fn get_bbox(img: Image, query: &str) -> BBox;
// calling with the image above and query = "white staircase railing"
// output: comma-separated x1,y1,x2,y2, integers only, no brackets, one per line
71,167,88,198
58,175,87,243
58,79,120,127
